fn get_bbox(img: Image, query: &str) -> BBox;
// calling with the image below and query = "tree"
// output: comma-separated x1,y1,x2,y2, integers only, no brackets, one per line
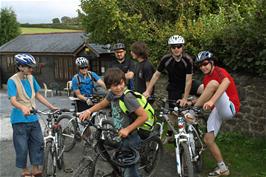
0,8,21,46
52,18,60,24
61,16,72,24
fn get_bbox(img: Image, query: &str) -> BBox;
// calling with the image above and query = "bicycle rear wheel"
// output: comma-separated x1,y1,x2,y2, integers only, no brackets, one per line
139,136,163,177
43,141,55,177
58,114,77,152
180,142,194,177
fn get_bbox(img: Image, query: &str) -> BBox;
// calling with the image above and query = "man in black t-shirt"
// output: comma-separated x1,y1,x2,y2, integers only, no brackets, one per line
144,35,202,107
130,41,155,103
111,42,135,89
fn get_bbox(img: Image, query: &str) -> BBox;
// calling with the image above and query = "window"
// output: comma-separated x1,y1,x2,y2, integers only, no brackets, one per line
5,56,16,73
54,57,74,80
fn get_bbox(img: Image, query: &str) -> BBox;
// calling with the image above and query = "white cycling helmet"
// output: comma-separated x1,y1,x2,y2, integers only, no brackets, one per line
75,57,89,67
196,51,213,63
15,53,37,67
168,35,185,45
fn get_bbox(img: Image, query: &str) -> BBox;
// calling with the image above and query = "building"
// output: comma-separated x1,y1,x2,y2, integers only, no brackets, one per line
0,32,114,89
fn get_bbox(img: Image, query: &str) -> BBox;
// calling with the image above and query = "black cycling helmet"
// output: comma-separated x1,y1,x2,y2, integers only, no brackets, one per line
111,147,140,168
113,43,125,51
195,51,213,63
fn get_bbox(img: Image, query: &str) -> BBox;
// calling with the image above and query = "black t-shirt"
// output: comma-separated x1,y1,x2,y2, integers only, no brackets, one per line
134,59,155,94
157,54,192,92
111,58,135,73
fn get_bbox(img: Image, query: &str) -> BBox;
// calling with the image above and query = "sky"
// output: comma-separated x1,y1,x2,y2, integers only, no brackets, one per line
1,0,81,24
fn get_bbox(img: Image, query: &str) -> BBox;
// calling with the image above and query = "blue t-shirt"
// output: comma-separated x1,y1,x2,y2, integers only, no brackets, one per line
71,72,100,96
7,76,41,124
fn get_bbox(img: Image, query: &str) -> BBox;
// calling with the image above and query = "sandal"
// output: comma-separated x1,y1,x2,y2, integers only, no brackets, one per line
32,172,42,177
21,172,32,177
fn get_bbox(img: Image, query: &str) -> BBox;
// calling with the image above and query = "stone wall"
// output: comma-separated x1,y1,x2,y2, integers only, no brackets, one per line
155,73,266,137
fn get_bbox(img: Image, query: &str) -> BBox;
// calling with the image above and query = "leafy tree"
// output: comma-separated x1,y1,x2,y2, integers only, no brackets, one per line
0,8,21,46
80,0,264,75
61,16,72,24
52,18,60,24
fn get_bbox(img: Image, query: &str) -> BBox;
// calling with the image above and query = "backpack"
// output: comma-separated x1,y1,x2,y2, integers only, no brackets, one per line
73,71,97,97
118,89,156,132
74,71,98,94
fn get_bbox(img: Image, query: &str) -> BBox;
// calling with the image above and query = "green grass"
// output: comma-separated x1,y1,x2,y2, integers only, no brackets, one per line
164,132,266,177
21,27,83,34
202,132,266,177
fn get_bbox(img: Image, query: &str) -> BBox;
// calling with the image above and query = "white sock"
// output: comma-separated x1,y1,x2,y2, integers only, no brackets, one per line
217,161,227,171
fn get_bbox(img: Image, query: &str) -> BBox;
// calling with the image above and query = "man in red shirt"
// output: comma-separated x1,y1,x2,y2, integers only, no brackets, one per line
193,51,240,177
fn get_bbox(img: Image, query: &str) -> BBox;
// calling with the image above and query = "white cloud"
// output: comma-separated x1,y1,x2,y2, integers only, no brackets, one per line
1,0,81,23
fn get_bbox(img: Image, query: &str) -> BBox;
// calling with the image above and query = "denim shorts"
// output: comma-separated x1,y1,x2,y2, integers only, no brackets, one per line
12,121,44,168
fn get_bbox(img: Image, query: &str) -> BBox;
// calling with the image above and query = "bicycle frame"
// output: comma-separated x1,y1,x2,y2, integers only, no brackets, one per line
158,106,204,177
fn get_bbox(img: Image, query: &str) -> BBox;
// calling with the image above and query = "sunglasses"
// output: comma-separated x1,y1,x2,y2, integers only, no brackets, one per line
198,61,210,67
79,66,88,70
171,44,183,49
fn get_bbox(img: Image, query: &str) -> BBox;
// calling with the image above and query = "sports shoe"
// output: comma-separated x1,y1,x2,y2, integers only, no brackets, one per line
208,166,230,177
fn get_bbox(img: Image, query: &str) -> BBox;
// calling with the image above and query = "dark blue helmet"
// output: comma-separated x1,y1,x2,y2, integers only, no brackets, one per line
196,51,213,63
15,53,37,67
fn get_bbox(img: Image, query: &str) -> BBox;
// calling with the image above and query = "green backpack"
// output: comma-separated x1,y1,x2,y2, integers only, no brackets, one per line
119,89,156,132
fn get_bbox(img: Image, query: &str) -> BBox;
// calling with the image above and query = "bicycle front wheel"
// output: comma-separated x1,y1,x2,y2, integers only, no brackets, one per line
58,114,77,152
180,142,194,177
71,156,94,177
43,141,55,177
139,136,163,177
56,128,65,170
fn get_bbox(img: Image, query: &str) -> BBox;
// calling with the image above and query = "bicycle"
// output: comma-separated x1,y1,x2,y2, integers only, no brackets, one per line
31,108,70,177
155,98,206,177
72,119,163,177
57,95,110,152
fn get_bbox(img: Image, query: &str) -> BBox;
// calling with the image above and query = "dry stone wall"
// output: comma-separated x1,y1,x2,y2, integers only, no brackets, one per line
155,73,266,137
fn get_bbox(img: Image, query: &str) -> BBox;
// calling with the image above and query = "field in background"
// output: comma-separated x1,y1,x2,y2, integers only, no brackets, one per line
21,27,83,34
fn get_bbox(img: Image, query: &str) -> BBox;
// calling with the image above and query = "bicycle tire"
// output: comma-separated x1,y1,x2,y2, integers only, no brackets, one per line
139,136,163,177
56,127,65,170
180,142,195,177
71,156,94,177
43,141,55,177
58,114,77,152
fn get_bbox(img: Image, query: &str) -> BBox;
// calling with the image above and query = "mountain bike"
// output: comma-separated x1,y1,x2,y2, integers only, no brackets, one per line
31,108,69,177
72,119,163,177
155,98,206,177
57,95,109,152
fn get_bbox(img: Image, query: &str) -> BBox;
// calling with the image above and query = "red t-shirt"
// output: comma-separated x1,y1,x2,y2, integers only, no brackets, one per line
203,66,240,112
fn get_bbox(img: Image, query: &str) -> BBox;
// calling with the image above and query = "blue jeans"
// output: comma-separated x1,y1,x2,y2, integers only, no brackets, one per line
121,132,142,177
12,121,44,168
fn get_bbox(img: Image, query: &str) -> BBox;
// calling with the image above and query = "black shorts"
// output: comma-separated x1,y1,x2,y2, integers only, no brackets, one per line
190,79,202,96
76,100,91,112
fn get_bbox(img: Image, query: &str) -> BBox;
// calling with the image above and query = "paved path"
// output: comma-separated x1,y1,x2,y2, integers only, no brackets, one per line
0,89,202,177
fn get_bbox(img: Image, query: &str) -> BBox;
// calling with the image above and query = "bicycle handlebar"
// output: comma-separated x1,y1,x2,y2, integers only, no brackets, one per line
30,108,71,115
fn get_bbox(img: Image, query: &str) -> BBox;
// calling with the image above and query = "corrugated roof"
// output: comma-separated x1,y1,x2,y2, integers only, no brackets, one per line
0,32,86,54
87,43,113,57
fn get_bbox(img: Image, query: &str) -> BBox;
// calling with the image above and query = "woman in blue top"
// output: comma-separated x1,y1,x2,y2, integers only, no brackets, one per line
7,53,57,177
71,57,106,112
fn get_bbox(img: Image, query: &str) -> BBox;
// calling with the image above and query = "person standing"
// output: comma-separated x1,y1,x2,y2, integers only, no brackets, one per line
192,51,240,176
130,41,155,103
143,35,202,107
71,57,106,112
7,53,58,177
112,42,135,90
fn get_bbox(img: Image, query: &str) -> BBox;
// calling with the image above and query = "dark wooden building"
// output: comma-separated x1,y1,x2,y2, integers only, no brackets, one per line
0,32,114,89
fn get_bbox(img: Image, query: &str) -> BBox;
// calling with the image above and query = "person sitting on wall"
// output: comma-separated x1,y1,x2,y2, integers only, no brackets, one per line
71,57,106,112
